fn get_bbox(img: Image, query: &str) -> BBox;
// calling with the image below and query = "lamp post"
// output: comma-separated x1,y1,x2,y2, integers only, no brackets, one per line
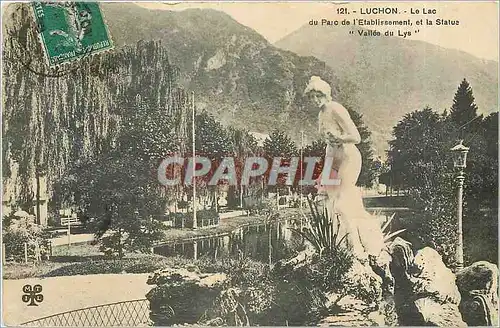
191,91,197,229
300,130,304,211
450,140,469,271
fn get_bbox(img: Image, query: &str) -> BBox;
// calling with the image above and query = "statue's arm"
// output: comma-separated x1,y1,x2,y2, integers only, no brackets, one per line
330,102,361,144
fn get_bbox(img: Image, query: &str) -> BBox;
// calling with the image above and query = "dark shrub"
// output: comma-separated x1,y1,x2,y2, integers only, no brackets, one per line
168,209,219,228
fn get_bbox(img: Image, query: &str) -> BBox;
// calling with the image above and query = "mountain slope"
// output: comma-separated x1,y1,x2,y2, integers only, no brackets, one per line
275,24,498,151
99,3,353,143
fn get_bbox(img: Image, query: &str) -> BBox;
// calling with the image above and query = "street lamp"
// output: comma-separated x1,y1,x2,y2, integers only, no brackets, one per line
300,130,304,211
450,139,469,271
191,91,197,229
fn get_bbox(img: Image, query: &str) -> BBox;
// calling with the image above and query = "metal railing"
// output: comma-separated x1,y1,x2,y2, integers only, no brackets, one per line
20,299,150,327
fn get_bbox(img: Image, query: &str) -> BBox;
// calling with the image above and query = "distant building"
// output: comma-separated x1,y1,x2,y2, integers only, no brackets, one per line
2,158,49,225
3,175,48,226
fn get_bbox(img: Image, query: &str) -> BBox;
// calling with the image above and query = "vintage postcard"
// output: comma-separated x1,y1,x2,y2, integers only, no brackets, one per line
1,1,498,326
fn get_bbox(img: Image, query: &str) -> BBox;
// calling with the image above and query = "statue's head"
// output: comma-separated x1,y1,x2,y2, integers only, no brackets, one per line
304,76,332,108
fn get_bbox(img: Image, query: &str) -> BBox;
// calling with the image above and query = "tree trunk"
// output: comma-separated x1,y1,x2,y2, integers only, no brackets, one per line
240,184,244,208
118,227,124,259
35,169,41,225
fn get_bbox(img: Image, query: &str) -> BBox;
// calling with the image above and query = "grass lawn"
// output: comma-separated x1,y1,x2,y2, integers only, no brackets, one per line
463,209,498,265
3,251,197,280
395,207,498,265
362,195,410,208
3,239,201,280
3,209,302,280
51,242,103,257
2,262,70,280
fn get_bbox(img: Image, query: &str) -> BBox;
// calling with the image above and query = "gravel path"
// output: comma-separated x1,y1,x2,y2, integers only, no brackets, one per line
50,233,94,246
2,273,152,326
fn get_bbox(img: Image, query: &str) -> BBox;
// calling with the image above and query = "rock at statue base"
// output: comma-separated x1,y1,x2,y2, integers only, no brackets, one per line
410,248,461,305
370,249,395,296
456,261,499,326
320,294,397,327
390,240,466,327
146,267,227,326
414,298,466,327
345,258,383,304
320,295,383,327
320,258,399,326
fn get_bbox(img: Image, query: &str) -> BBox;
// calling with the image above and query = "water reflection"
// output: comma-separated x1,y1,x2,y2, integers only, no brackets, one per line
153,219,307,263
153,211,405,263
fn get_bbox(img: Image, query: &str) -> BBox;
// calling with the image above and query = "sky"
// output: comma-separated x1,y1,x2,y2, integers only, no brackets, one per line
136,1,499,62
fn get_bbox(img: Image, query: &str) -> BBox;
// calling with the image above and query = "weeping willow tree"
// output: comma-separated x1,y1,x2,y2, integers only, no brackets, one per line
2,3,189,223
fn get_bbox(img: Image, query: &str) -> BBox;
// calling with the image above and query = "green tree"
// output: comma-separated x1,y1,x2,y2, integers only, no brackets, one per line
460,112,498,263
388,97,498,265
263,130,298,191
474,112,499,208
300,140,327,195
446,81,496,262
116,92,189,216
304,140,327,157
58,154,166,258
227,127,260,208
185,111,233,209
449,78,480,138
188,111,232,159
388,107,459,264
228,127,259,159
389,107,451,191
118,103,179,160
444,80,491,212
263,130,298,158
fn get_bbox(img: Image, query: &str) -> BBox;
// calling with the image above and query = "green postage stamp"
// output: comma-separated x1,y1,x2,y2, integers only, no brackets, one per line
31,2,113,67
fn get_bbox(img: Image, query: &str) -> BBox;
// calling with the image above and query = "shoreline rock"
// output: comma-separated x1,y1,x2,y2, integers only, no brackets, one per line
390,238,466,327
456,261,499,326
146,267,227,326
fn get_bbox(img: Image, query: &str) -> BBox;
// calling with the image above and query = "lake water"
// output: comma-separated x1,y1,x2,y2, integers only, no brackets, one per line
153,210,407,263
153,219,307,264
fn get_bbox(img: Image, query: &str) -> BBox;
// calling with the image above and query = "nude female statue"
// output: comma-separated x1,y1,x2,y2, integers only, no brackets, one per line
304,76,385,261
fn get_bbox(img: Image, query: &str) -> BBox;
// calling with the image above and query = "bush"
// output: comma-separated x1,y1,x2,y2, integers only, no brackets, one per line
177,200,188,210
290,198,349,257
463,209,498,264
168,209,220,228
245,201,269,215
198,208,219,221
267,276,328,326
99,232,126,258
2,213,51,262
414,212,457,266
199,254,334,326
121,257,173,273
409,207,498,266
